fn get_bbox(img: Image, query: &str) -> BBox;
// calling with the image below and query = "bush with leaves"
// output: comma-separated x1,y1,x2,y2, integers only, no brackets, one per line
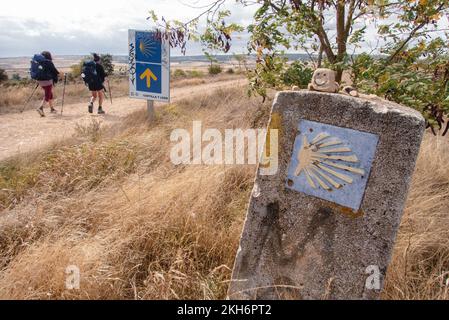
187,70,204,78
70,63,83,78
71,56,91,79
208,64,222,75
100,54,114,76
173,69,187,78
247,54,287,98
149,0,448,133
353,38,449,134
283,61,314,88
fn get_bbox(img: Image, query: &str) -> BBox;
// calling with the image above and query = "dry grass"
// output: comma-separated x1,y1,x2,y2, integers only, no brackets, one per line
0,78,129,114
0,85,448,300
383,135,449,300
170,73,242,89
0,86,271,299
0,73,242,115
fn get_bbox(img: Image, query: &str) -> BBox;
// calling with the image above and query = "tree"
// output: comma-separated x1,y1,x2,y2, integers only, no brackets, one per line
241,0,448,94
204,51,223,74
352,39,449,135
100,54,114,76
150,0,449,132
233,53,248,71
0,68,7,82
204,51,218,67
71,54,114,79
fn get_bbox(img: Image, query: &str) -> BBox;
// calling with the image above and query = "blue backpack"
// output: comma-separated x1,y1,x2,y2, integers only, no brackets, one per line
81,61,98,85
30,54,52,81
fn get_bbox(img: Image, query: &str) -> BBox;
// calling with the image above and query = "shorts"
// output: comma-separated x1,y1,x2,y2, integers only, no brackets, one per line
41,84,53,102
88,82,104,92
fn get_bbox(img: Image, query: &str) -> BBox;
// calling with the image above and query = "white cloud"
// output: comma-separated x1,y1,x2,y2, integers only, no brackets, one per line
0,0,253,57
1,1,447,58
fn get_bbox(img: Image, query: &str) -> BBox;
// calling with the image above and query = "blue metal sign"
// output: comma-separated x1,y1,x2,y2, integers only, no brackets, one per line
129,30,170,102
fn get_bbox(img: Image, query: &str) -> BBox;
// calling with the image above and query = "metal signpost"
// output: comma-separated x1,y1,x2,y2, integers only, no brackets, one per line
128,30,170,120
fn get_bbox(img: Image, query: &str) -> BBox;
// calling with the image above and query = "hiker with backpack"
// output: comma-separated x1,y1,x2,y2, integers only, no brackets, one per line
82,53,107,114
31,51,61,117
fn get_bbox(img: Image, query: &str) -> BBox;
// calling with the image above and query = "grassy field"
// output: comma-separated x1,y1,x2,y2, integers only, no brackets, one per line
0,71,241,115
0,78,129,114
0,86,448,299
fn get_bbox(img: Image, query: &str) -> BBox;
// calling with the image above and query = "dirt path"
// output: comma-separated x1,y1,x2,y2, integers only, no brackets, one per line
0,78,246,162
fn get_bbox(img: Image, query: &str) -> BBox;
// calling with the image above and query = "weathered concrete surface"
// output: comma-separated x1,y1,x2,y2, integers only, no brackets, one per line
228,91,425,300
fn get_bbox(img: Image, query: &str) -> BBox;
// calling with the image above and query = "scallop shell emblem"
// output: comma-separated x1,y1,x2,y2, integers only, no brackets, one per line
295,132,365,191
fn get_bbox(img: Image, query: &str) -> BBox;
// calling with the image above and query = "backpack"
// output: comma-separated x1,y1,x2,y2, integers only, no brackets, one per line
30,54,52,81
81,61,98,85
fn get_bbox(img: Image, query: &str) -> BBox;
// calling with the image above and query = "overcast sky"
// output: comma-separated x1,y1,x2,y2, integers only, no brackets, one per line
0,1,447,58
0,0,254,57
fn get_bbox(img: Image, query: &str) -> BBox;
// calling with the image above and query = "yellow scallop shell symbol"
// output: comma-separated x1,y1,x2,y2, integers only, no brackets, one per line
139,37,157,57
295,133,365,191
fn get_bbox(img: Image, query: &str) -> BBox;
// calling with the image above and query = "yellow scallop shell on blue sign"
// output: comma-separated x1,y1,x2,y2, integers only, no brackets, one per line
286,120,379,211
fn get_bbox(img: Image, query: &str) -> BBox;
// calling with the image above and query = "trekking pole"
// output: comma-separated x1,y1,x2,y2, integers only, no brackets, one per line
107,79,113,105
61,73,67,115
103,87,109,101
20,83,40,113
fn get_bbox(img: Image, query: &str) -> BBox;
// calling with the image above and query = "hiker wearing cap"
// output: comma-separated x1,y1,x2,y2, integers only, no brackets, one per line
31,51,61,117
82,53,107,114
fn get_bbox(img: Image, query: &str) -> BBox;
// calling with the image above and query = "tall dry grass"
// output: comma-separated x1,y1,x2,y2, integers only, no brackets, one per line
0,73,242,115
0,78,129,114
0,85,447,299
383,135,449,300
0,86,271,299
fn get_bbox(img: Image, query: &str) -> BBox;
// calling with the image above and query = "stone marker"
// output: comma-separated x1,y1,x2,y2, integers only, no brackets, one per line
228,91,425,300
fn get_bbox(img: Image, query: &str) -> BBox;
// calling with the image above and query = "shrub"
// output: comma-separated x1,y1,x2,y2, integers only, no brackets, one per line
351,39,449,132
100,54,114,76
18,78,33,86
282,61,313,88
226,68,235,74
70,55,94,79
173,69,187,78
66,72,76,82
208,64,222,75
187,70,204,78
71,63,83,78
0,68,8,82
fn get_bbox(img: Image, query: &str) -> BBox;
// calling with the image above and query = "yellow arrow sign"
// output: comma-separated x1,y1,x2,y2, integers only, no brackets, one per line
140,68,158,88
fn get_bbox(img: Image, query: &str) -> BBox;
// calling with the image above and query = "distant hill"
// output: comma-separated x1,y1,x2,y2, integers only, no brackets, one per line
112,53,312,64
0,53,318,78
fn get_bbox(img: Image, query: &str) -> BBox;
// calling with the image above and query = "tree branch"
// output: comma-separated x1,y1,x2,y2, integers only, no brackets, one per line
386,2,446,63
336,0,346,59
344,0,357,39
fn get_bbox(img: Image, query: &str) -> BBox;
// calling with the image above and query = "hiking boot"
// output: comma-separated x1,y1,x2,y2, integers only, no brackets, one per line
98,106,105,115
36,107,45,117
88,103,93,114
50,108,57,113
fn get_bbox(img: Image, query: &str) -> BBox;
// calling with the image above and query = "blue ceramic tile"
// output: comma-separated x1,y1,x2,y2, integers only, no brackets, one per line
286,120,379,211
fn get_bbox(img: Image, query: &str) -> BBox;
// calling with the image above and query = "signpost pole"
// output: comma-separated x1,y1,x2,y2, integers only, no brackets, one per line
147,100,155,121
